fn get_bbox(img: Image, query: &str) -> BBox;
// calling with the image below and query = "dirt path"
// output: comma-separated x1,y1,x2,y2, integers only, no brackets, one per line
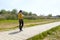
0,22,60,40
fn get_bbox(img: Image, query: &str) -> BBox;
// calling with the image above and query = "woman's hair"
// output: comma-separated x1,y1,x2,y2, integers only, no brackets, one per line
19,10,22,13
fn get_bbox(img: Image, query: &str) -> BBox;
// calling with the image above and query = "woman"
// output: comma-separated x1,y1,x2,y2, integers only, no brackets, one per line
18,10,24,31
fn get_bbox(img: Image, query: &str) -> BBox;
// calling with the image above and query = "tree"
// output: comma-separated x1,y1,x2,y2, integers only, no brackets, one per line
7,11,11,14
0,9,7,14
47,14,52,19
29,12,32,16
11,9,17,14
32,14,37,16
23,11,28,15
47,14,52,17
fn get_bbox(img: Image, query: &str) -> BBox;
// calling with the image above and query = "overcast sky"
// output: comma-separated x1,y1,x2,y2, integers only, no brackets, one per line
0,0,60,16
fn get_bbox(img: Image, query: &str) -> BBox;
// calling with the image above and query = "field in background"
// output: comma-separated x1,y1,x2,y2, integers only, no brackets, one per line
0,19,60,31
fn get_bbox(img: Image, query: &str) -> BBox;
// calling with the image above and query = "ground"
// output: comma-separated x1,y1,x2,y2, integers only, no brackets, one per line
0,22,60,40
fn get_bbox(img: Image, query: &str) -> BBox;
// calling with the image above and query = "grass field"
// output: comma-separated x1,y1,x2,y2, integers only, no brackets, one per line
43,25,60,40
0,19,60,31
27,25,60,40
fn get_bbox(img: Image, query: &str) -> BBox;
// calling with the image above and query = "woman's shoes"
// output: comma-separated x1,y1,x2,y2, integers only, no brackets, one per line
19,30,23,32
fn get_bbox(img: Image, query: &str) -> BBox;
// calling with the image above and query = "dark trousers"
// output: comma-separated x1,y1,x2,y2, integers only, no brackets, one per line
19,19,24,30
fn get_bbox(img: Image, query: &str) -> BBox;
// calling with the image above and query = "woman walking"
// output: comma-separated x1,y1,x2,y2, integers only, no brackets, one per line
18,10,24,31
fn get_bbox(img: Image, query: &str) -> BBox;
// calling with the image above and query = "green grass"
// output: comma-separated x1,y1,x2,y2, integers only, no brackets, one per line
24,19,60,23
0,19,60,31
0,19,60,24
27,25,60,40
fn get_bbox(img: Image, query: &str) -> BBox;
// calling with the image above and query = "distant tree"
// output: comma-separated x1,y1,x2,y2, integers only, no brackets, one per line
0,9,38,20
29,12,32,16
0,9,7,14
47,14,52,17
7,11,11,14
47,14,52,19
23,11,28,15
32,14,37,16
11,9,17,14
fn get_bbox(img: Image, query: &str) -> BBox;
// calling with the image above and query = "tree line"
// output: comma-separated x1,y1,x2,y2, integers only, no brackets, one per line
0,9,60,20
0,9,37,20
